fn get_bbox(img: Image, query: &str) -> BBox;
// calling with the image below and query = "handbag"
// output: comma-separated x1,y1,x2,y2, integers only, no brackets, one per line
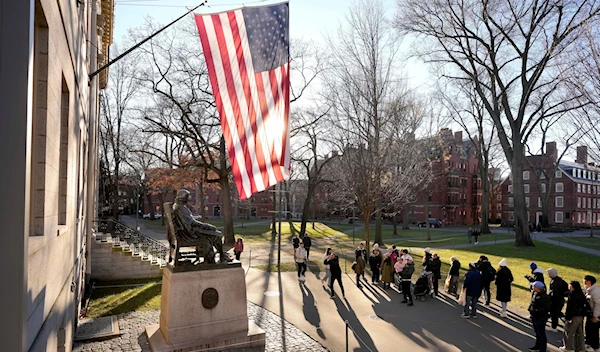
457,288,467,306
351,261,357,271
444,275,451,290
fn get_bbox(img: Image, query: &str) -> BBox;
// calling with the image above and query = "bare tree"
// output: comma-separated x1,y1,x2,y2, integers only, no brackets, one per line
99,48,140,219
396,0,600,246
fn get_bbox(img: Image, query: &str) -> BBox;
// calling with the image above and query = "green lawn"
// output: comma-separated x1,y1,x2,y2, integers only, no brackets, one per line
551,236,600,251
411,241,600,310
351,227,465,241
84,279,162,318
232,221,354,244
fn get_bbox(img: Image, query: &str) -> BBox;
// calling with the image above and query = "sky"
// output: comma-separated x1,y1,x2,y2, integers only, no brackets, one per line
112,0,431,89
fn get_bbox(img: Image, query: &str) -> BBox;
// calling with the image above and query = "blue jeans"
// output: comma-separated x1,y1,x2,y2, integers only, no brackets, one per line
464,295,478,316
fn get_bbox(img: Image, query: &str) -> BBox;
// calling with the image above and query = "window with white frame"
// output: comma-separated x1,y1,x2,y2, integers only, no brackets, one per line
555,211,564,223
524,184,530,193
508,197,514,207
578,197,581,208
589,198,592,208
578,184,581,193
497,203,502,211
525,197,530,207
508,211,514,221
556,182,564,192
538,197,542,208
588,185,591,194
508,185,513,193
573,169,577,177
497,194,501,201
555,196,564,208
556,170,562,178
583,198,587,208
523,171,530,180
541,183,546,193
540,172,546,179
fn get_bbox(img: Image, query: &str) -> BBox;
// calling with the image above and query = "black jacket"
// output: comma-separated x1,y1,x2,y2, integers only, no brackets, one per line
477,260,494,282
449,260,461,276
423,252,433,271
549,276,569,304
302,236,312,248
369,252,382,271
325,255,341,276
355,248,367,260
565,290,588,320
528,290,551,318
525,269,545,285
292,237,300,248
495,267,514,302
430,257,442,280
400,262,415,280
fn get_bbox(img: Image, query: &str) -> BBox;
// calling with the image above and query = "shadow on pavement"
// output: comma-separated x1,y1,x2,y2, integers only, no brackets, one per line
300,283,325,339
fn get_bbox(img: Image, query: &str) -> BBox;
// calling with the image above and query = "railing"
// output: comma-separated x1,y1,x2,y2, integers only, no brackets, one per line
93,218,169,266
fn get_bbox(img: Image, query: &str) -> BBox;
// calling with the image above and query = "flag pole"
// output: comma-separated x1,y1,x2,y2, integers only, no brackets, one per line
89,0,207,80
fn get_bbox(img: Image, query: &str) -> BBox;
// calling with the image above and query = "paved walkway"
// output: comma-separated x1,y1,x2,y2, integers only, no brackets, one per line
245,268,563,352
72,301,327,352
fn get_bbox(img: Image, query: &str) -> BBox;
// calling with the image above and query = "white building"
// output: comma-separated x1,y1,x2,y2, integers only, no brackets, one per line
0,0,114,350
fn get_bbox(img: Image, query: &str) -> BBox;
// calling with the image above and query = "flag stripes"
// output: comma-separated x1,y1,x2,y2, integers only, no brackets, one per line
195,5,290,200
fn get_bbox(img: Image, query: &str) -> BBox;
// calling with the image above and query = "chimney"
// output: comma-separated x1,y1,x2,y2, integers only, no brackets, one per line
545,142,557,162
576,146,588,165
454,131,463,142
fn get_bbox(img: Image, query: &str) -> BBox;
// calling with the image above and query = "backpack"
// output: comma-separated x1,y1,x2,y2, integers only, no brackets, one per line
584,299,594,318
484,266,496,281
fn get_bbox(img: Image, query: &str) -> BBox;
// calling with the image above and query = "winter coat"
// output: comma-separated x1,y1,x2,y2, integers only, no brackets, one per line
355,248,367,261
354,256,366,275
528,290,551,318
233,241,244,253
302,236,312,248
548,276,569,304
525,267,545,285
325,255,342,277
586,284,600,318
381,254,394,283
295,247,307,263
422,252,432,271
495,266,514,302
565,290,588,320
430,257,442,280
477,260,495,282
400,262,415,280
369,251,382,272
463,269,482,297
449,260,461,276
394,260,405,273
292,237,300,249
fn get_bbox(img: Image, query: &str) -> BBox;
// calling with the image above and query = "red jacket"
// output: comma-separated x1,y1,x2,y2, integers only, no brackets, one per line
234,241,244,252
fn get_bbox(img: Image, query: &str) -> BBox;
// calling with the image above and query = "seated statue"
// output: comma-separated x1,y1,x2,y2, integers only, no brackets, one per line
173,189,232,262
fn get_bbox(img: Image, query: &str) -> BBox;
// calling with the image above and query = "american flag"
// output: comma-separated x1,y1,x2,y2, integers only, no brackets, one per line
195,3,291,200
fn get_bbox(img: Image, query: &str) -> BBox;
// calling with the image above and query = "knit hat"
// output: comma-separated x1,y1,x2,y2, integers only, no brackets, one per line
499,258,507,267
424,247,431,253
533,281,545,289
530,262,537,270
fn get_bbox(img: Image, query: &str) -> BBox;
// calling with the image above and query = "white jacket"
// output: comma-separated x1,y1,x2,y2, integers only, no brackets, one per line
586,284,600,318
295,247,307,263
323,253,330,269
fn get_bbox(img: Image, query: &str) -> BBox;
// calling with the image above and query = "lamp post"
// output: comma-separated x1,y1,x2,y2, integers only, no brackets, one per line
352,207,355,245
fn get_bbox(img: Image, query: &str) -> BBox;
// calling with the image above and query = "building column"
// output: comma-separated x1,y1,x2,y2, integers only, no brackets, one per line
0,0,35,350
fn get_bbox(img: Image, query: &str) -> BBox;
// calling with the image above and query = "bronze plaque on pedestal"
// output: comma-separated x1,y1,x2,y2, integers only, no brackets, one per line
202,288,219,309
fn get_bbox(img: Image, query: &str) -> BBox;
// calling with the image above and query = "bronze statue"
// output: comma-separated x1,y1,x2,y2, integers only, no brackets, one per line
172,189,232,263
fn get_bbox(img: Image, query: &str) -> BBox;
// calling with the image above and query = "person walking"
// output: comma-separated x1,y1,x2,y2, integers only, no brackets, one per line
295,242,308,282
354,243,367,288
473,228,480,244
369,246,382,284
560,280,587,352
302,234,312,260
528,281,551,352
447,256,461,297
584,275,600,352
233,237,244,261
321,248,332,286
526,262,545,288
422,247,434,293
495,258,514,318
325,251,345,299
467,227,473,244
400,255,415,306
292,235,300,250
547,268,569,332
477,255,495,305
462,262,483,319
381,247,395,289
431,253,442,296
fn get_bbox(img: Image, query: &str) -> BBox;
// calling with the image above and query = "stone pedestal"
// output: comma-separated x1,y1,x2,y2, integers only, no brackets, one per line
145,263,265,352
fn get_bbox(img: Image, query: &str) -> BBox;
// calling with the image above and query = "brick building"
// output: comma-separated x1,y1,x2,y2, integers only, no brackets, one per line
408,129,482,226
500,143,600,227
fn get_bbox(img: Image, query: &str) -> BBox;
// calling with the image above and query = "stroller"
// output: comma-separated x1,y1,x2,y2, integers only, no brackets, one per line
413,272,434,301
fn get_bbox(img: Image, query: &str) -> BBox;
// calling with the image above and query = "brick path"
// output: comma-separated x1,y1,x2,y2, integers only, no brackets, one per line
73,302,328,352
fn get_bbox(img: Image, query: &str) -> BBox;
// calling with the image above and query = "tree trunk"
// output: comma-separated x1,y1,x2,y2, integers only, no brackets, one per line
375,207,383,245
510,149,534,246
402,205,410,230
425,197,431,241
364,215,371,255
300,182,316,237
480,168,491,234
219,137,235,246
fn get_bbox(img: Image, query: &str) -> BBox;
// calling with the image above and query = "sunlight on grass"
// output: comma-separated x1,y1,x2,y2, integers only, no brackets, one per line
236,221,353,244
551,236,600,251
86,279,162,318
